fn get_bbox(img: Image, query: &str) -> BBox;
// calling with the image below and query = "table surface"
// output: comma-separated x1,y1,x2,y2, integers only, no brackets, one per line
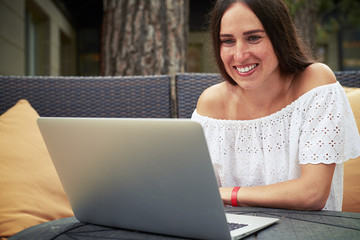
10,207,360,240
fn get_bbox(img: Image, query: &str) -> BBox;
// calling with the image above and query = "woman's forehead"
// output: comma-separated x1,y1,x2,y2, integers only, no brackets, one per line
220,2,264,34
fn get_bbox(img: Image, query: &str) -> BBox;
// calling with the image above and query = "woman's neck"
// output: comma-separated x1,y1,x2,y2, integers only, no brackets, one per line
225,73,295,120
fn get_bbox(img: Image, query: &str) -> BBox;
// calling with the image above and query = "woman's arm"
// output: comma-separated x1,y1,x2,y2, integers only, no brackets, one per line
220,163,336,210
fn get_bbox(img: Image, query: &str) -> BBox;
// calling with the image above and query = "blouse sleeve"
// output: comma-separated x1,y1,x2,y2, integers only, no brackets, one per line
299,83,360,165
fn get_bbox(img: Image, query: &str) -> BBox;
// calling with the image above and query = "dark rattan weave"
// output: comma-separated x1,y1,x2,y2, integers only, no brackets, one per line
335,71,360,88
176,73,223,118
0,75,172,118
176,71,360,119
1,71,358,119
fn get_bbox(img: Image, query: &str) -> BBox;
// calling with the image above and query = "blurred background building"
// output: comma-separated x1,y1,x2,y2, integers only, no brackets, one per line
0,0,359,76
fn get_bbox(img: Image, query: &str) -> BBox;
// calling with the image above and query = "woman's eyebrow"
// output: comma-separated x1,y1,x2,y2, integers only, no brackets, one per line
220,29,265,38
219,34,233,38
243,29,265,35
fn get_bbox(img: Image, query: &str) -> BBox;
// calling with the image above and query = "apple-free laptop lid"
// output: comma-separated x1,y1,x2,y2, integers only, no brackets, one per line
37,117,278,240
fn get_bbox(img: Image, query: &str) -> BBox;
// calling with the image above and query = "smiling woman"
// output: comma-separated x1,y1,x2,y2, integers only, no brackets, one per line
219,3,278,88
192,0,360,211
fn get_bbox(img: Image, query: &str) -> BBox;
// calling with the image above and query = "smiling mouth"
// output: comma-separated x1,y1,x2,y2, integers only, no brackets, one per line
235,64,259,74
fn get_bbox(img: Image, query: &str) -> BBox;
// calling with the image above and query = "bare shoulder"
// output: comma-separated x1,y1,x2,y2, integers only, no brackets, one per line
196,81,228,118
293,63,337,97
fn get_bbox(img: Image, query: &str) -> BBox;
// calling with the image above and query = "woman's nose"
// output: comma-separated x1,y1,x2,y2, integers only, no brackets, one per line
234,42,249,62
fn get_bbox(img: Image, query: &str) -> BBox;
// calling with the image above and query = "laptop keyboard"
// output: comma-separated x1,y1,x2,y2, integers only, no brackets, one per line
228,222,248,231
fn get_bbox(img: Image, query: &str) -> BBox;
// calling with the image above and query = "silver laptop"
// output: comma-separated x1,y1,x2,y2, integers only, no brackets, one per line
37,117,278,240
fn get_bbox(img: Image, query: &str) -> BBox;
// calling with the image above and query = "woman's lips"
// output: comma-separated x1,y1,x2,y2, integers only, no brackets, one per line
234,63,259,76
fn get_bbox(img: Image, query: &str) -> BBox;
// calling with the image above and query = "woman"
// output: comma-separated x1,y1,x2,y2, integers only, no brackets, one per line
192,0,360,211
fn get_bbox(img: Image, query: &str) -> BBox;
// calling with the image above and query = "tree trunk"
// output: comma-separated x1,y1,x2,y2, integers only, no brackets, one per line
101,0,189,76
291,0,317,58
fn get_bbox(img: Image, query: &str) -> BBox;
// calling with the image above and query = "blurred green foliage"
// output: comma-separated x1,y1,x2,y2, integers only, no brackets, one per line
284,0,360,31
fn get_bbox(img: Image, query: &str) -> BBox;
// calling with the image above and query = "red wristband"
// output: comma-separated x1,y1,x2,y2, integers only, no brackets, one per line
231,187,241,207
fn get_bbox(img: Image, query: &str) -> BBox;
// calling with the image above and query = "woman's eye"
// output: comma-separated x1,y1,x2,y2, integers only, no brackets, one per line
248,35,262,43
220,39,234,45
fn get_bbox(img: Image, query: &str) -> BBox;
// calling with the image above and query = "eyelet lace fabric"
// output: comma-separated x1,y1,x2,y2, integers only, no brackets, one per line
192,82,360,211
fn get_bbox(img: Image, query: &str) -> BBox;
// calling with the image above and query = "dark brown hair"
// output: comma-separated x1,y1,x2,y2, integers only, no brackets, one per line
209,0,314,85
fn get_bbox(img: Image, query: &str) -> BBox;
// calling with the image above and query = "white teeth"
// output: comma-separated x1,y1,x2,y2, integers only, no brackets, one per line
236,64,257,73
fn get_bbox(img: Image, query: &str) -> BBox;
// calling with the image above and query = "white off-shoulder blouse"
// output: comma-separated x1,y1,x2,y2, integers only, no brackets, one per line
192,82,360,211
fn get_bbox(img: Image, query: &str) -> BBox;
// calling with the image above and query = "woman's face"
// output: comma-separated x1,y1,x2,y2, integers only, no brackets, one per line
220,2,280,90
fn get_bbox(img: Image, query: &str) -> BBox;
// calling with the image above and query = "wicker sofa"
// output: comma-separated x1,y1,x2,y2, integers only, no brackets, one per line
0,71,359,239
1,71,360,118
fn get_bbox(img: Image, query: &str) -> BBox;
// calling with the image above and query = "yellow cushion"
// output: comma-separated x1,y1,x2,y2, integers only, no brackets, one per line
0,100,74,238
343,87,360,213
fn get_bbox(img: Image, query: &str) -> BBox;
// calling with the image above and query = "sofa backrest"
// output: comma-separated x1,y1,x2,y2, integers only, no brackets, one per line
175,73,223,118
0,75,173,118
1,71,359,119
335,71,360,88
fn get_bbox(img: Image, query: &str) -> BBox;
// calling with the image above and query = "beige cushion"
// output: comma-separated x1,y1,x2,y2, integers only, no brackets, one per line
0,100,74,238
343,87,360,213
